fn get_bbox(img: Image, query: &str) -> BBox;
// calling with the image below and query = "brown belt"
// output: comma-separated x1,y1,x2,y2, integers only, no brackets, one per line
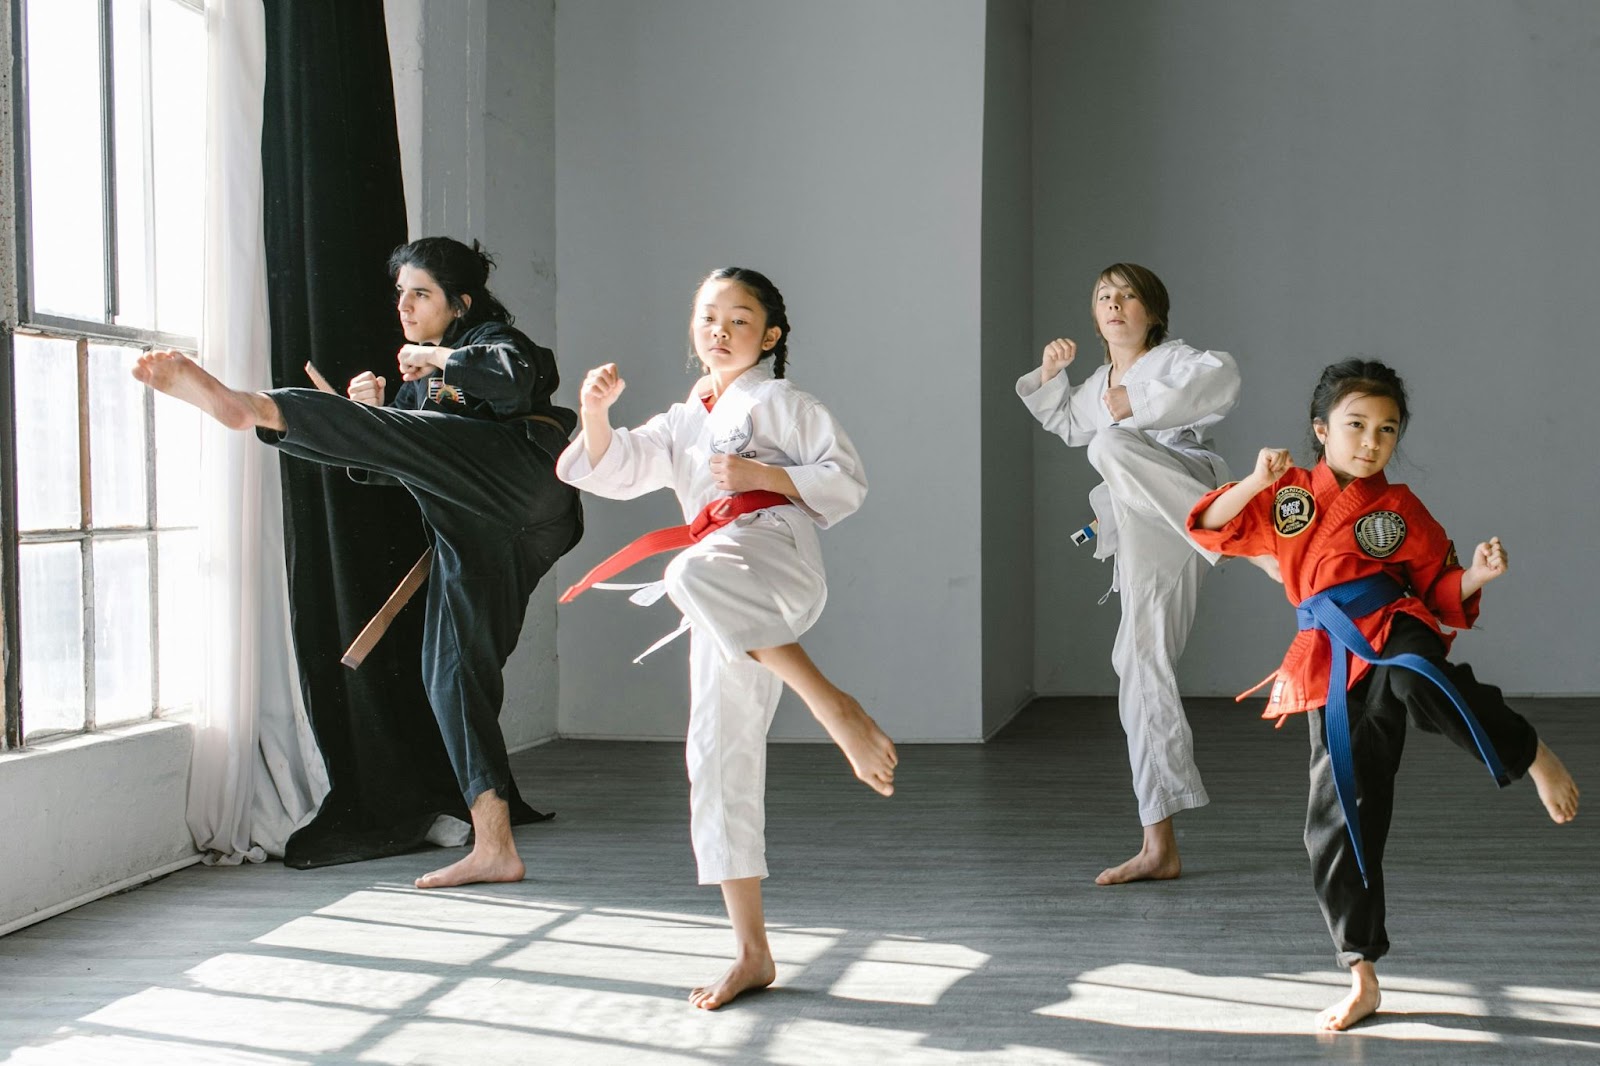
342,549,433,668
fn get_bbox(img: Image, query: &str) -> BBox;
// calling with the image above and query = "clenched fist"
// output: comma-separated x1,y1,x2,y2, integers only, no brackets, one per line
347,370,387,407
1471,537,1508,581
580,363,626,414
1040,338,1077,383
708,452,770,493
1252,447,1293,486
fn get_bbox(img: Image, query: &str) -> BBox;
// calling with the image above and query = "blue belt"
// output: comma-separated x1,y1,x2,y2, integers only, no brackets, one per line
1297,573,1508,887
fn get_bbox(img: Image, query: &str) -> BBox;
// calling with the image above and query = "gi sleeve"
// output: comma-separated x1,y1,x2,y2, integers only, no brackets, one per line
556,408,679,501
1187,479,1276,556
779,397,868,529
436,324,554,418
1396,491,1479,630
1126,347,1241,431
1016,366,1105,447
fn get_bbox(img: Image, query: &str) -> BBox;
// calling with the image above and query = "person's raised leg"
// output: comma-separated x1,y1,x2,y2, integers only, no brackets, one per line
748,642,896,796
1318,959,1381,1031
132,349,285,432
689,877,776,1010
415,787,525,889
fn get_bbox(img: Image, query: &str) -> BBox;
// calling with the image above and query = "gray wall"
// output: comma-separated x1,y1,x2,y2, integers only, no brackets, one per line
387,0,562,747
554,0,991,741
1031,0,1600,697
981,0,1036,734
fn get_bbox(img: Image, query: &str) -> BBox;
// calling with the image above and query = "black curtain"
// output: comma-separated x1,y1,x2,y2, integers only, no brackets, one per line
261,1,469,867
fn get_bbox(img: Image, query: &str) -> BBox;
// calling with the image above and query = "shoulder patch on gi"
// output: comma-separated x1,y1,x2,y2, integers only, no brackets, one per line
710,414,754,455
1444,541,1459,569
1354,510,1408,558
1273,485,1316,537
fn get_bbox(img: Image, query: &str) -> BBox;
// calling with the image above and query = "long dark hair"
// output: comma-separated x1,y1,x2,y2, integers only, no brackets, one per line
388,236,513,332
693,267,791,378
1308,358,1411,460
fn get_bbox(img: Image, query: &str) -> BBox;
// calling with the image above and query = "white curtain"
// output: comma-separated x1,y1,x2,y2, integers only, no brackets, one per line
186,0,329,864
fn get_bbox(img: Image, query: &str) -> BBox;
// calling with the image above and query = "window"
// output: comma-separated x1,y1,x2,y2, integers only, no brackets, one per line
4,0,206,746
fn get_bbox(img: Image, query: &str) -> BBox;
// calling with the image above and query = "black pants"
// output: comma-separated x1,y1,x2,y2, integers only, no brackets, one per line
263,388,581,807
1304,614,1539,967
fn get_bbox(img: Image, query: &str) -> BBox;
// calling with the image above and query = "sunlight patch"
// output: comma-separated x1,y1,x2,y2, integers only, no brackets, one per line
315,889,566,937
81,987,382,1053
1035,964,1503,1039
358,1020,711,1066
186,952,441,1009
6,1033,305,1066
493,939,771,988
548,911,838,964
828,937,989,1005
253,915,509,966
426,976,758,1052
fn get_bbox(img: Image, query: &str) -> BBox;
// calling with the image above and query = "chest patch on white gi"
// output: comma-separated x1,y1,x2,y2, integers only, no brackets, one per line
1354,510,1407,558
710,413,754,455
1273,485,1316,537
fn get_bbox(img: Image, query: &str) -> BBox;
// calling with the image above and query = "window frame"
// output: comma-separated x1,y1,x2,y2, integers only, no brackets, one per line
3,0,205,749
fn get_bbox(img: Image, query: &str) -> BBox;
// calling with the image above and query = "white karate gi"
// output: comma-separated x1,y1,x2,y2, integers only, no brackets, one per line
1017,339,1241,824
557,364,867,882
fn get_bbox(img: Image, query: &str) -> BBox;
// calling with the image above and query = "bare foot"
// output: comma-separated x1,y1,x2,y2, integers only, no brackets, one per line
812,693,897,796
1096,818,1181,885
1095,846,1181,885
1529,740,1579,823
1247,554,1283,583
1317,961,1381,1031
689,950,776,1010
414,846,525,889
132,349,258,430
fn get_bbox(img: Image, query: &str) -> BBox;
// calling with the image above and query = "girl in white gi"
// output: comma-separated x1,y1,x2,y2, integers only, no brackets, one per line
558,267,898,1009
1017,263,1252,885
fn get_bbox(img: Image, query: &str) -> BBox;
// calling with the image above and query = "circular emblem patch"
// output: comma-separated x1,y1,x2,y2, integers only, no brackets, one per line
1273,485,1316,537
710,414,754,455
1354,510,1408,558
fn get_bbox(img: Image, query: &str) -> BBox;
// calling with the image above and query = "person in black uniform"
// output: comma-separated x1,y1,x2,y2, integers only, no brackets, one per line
133,236,581,889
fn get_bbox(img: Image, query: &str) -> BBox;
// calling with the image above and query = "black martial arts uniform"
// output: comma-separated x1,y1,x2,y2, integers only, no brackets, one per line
260,318,581,809
1305,615,1539,966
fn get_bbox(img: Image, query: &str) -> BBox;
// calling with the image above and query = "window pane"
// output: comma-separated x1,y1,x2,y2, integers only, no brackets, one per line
154,371,201,528
157,531,200,710
20,542,87,736
14,335,83,531
88,343,149,527
149,0,204,337
24,0,107,320
93,537,154,725
111,0,153,328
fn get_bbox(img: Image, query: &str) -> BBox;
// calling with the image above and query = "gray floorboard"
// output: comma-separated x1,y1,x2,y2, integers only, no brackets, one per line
2,697,1596,1064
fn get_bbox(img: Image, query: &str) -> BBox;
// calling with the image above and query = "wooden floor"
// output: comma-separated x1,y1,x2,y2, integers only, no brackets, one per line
3,697,1597,1065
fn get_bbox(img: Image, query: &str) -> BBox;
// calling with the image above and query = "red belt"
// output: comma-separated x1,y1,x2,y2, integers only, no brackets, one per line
559,490,791,604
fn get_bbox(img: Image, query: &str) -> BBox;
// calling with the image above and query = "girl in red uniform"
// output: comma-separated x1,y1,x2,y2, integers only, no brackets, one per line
1187,359,1579,1032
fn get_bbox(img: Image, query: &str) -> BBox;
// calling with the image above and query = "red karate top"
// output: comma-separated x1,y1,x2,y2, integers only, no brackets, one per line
1187,461,1479,721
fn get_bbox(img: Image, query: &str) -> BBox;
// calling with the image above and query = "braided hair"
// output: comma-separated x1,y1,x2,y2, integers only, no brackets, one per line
695,266,791,378
1308,358,1410,460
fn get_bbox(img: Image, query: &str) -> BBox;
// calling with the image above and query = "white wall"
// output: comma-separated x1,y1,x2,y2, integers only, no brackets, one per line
1031,0,1600,696
980,0,1035,735
554,0,990,741
0,722,197,934
387,0,562,748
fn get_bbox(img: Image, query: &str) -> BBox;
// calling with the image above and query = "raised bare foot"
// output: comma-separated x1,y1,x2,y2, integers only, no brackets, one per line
414,846,525,889
1528,740,1579,823
1095,846,1181,885
131,349,257,430
689,950,776,1010
1317,962,1381,1031
812,693,897,796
